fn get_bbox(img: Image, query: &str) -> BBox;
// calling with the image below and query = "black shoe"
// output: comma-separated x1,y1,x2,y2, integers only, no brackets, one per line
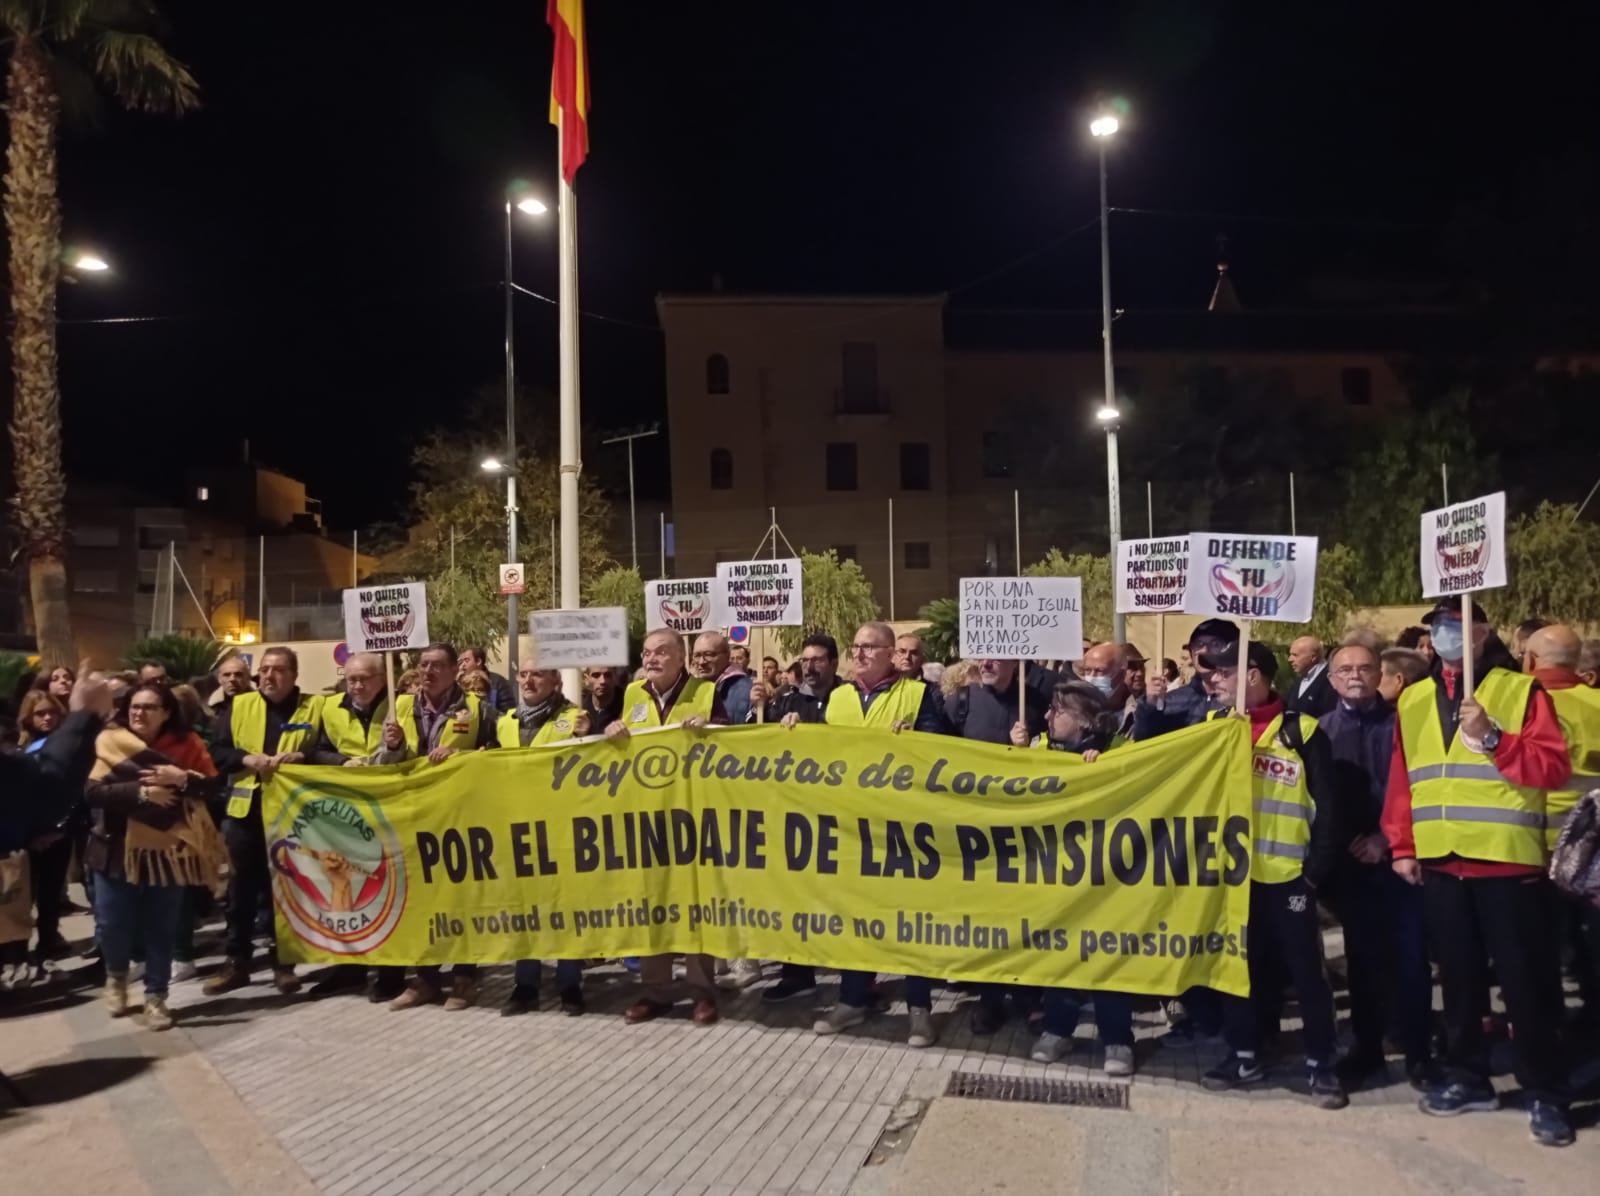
501,985,539,1017
1336,1046,1387,1089
761,975,820,1005
1163,1017,1220,1046
969,1002,1006,1036
559,985,586,1017
1201,1053,1266,1091
1307,1063,1349,1110
1404,1058,1444,1093
1418,1080,1498,1116
1529,1101,1575,1147
34,933,70,960
308,966,367,998
367,977,405,1004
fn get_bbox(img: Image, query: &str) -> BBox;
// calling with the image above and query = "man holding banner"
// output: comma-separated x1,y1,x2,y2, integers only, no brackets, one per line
607,628,726,1026
1135,620,1236,740
1198,641,1347,1109
377,643,496,1012
205,647,324,998
813,621,948,1048
1382,598,1576,1146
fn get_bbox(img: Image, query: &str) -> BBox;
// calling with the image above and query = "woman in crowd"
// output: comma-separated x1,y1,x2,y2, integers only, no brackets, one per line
84,681,227,1030
1011,681,1137,1074
17,689,74,958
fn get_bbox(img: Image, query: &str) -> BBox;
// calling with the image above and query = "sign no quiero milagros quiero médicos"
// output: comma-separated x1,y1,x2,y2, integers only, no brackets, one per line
1419,492,1507,598
342,583,430,653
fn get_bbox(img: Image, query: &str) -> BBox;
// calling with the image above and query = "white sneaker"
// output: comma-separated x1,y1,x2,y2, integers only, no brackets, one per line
907,1007,936,1048
1103,1044,1135,1077
1031,1031,1072,1063
718,959,763,990
813,1004,868,1036
170,961,198,983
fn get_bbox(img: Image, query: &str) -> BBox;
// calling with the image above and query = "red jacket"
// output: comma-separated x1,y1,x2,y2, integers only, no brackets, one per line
1381,666,1571,877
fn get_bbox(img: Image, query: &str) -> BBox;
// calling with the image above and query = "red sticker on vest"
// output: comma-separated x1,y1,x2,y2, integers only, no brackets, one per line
1252,752,1301,787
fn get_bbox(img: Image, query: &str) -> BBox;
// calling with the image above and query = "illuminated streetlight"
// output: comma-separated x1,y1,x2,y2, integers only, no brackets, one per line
1090,115,1119,139
1096,405,1120,424
1089,104,1126,640
70,253,110,272
481,456,504,473
516,196,548,216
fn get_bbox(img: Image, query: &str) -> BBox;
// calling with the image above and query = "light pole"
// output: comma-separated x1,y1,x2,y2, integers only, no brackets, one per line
600,425,660,571
493,185,549,676
1091,112,1125,644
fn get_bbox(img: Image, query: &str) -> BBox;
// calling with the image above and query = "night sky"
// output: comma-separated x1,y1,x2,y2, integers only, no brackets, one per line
44,1,1600,532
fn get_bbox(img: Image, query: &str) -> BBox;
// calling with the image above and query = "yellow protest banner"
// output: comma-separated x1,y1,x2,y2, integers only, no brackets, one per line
262,719,1254,997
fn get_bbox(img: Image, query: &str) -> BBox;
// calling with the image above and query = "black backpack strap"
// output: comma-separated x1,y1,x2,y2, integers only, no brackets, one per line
1277,712,1305,753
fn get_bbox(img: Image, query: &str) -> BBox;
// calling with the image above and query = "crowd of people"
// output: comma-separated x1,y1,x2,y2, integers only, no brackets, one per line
2,607,1598,1148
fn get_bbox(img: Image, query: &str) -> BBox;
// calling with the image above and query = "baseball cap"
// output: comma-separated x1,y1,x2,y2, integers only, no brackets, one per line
1421,599,1487,625
1185,619,1240,649
1197,641,1279,677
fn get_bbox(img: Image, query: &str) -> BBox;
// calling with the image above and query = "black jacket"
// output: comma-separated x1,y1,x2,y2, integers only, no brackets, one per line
757,678,847,724
1284,666,1337,718
1318,697,1395,838
945,667,1056,746
0,711,102,855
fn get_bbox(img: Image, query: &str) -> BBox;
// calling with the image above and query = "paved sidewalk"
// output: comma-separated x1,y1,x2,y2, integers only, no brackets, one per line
3,903,1597,1194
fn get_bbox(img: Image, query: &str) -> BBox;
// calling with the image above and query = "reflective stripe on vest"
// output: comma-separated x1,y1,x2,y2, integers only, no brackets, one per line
496,707,582,748
394,692,484,755
320,696,389,759
1396,668,1545,866
621,677,716,728
1546,686,1600,849
826,678,926,728
1211,709,1318,883
227,691,325,818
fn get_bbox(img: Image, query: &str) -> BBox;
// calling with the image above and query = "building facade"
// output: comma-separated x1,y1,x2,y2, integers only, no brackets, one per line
657,292,1411,618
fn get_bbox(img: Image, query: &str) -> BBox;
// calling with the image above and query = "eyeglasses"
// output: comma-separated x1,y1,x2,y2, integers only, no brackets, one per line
850,643,890,654
1331,664,1378,677
690,651,722,661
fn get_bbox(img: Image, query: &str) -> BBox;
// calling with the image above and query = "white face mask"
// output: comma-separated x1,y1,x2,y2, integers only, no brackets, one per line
1086,674,1116,698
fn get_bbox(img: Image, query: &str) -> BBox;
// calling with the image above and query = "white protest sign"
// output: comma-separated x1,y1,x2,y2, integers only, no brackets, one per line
715,558,803,627
1114,535,1191,614
498,563,525,595
527,608,630,670
644,577,716,634
1181,534,1319,623
1419,492,1506,598
341,583,429,652
958,576,1083,660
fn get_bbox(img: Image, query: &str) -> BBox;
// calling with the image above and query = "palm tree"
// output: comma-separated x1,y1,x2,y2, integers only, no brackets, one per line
3,1,197,666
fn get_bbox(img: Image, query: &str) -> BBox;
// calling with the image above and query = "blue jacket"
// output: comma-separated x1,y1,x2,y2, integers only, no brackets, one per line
1318,696,1396,836
1131,675,1216,740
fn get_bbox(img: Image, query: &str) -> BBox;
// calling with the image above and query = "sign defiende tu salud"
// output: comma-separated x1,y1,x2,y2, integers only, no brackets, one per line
528,608,630,670
1181,534,1318,623
1419,492,1506,598
1114,536,1191,614
342,583,429,653
715,558,803,627
959,576,1083,660
644,577,716,634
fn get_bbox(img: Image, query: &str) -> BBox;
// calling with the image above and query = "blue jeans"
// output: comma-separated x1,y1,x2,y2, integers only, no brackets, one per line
1041,989,1134,1046
839,970,932,1010
94,871,183,999
514,958,582,991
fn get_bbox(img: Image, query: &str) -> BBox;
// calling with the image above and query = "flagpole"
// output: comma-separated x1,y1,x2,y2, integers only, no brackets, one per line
557,113,583,702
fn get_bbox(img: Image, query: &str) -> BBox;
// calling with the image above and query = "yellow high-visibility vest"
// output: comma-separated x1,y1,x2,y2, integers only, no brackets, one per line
394,692,485,755
1210,708,1320,883
620,676,716,728
1397,668,1545,866
1547,684,1600,850
826,677,926,728
226,690,325,818
496,704,584,748
320,695,389,759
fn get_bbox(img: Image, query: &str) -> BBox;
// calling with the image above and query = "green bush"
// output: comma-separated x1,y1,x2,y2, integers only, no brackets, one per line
122,634,224,683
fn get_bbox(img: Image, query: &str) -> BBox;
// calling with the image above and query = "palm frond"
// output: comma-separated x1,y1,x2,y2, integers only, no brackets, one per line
43,0,100,41
88,27,196,113
50,56,102,128
0,0,46,39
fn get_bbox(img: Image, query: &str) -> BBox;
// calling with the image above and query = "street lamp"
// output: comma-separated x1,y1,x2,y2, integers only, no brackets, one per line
500,181,551,676
1091,109,1125,643
601,426,660,571
69,253,109,272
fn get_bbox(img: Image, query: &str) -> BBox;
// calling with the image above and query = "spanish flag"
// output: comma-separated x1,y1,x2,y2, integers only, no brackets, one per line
547,0,589,184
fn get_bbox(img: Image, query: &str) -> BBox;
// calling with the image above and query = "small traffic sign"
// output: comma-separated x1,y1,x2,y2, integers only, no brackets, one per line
499,563,526,595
